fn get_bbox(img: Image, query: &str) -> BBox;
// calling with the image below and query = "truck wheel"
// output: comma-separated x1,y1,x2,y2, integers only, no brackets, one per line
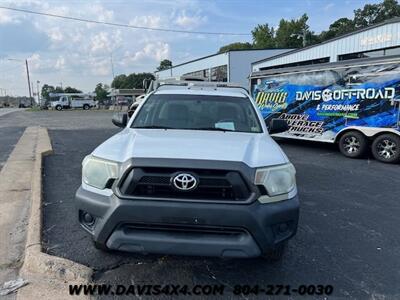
371,134,400,163
55,105,62,111
262,242,286,261
338,131,368,158
83,104,90,110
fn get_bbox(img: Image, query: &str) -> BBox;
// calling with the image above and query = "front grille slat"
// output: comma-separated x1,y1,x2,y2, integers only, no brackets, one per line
119,168,250,202
140,176,170,185
123,223,247,237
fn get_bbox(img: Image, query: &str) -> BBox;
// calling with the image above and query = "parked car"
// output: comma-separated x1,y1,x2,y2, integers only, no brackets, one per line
75,81,299,260
115,96,130,106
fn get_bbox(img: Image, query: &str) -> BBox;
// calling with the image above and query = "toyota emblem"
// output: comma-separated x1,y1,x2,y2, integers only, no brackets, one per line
172,173,198,191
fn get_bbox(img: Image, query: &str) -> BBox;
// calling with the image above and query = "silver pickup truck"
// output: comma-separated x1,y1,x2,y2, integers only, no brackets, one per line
75,81,299,260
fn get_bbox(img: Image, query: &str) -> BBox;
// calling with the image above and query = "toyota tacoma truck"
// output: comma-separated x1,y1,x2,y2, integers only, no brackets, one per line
75,81,299,260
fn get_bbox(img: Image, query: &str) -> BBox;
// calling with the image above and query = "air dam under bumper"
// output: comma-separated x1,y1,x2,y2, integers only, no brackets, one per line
75,186,299,258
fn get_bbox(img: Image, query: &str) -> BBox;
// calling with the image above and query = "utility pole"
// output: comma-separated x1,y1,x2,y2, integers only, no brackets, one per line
37,80,41,105
110,53,115,80
290,28,307,48
301,28,307,47
25,59,33,106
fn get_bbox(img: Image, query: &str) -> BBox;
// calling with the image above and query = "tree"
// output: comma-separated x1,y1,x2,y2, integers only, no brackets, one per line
54,86,64,93
111,73,155,89
216,0,400,53
41,84,55,100
306,31,320,46
275,14,311,48
64,86,82,93
94,83,109,102
218,42,253,53
111,74,127,89
319,18,355,41
354,0,400,28
252,24,275,48
125,73,155,88
157,59,172,71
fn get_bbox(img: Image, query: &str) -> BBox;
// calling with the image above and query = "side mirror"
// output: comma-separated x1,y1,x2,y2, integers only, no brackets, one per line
143,78,150,91
128,102,140,118
112,112,128,128
268,118,289,134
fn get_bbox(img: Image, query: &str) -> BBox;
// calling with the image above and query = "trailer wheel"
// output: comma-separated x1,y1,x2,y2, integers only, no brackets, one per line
371,134,400,163
55,105,62,111
338,131,368,158
83,104,90,110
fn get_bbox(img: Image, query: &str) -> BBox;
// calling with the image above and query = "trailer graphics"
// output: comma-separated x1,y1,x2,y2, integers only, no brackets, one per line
251,61,400,142
255,91,288,111
295,87,395,102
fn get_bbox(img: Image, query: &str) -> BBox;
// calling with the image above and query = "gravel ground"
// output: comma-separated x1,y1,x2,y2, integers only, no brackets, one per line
39,111,400,299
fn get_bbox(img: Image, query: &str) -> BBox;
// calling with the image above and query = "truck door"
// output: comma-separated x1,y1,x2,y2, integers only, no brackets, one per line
60,96,67,108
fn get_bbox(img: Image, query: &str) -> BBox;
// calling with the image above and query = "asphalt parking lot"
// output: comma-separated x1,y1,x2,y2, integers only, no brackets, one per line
31,110,400,299
0,109,115,170
0,108,27,171
0,127,24,171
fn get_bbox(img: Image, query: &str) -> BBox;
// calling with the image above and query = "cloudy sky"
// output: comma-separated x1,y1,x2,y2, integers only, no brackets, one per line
0,0,380,96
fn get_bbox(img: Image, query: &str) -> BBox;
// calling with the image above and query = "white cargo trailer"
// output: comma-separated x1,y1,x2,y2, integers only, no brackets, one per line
250,56,400,163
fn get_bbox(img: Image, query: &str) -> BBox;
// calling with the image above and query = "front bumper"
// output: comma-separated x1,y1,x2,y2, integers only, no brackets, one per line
75,186,299,258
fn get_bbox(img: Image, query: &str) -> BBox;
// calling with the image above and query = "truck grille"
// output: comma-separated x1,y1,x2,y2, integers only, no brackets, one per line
118,167,250,202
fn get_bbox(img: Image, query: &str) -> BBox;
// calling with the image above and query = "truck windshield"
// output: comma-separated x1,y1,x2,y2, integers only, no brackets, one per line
131,94,263,133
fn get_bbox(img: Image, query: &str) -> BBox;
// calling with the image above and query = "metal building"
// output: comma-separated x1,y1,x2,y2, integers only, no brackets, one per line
252,18,400,72
155,49,291,87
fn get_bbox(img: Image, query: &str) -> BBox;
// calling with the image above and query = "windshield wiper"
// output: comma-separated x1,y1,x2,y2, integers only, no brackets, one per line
133,125,175,129
190,127,234,132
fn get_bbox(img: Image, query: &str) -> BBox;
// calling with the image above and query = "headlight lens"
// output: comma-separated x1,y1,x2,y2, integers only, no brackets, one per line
254,163,296,196
82,156,119,189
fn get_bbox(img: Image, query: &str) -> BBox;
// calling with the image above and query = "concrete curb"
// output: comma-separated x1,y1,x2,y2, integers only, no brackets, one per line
21,127,93,283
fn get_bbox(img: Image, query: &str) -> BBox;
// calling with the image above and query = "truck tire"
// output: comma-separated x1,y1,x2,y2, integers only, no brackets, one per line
55,105,62,111
83,104,90,110
371,134,400,163
338,131,368,158
262,242,286,261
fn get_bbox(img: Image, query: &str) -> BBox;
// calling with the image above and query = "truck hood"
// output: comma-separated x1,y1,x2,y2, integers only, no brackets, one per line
92,128,288,168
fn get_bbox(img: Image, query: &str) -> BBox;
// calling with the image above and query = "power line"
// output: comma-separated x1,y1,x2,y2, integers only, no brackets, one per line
0,6,250,36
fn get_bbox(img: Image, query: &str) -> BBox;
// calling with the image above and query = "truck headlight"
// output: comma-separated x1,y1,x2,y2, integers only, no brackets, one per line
254,163,296,197
82,155,119,189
